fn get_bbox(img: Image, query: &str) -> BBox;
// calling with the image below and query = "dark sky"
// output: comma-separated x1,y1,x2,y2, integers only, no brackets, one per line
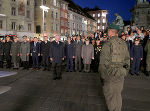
72,0,150,23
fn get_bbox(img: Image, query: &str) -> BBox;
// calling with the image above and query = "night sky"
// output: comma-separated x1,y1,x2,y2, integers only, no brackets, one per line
72,0,150,23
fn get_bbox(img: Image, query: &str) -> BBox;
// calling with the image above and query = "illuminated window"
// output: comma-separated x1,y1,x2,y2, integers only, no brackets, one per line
102,26,105,29
98,19,100,23
103,19,106,23
98,13,100,17
93,14,95,17
102,12,106,17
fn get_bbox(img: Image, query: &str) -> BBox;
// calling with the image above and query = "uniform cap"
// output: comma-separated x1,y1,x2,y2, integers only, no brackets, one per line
134,37,140,41
108,24,120,31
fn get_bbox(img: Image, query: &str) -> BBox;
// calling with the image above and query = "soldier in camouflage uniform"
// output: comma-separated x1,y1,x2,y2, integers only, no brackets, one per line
99,24,130,111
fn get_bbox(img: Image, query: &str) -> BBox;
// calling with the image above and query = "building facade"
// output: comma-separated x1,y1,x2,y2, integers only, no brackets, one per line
0,0,34,37
68,10,87,36
88,10,107,31
60,0,68,36
34,0,60,38
87,17,97,36
68,1,88,37
130,0,150,29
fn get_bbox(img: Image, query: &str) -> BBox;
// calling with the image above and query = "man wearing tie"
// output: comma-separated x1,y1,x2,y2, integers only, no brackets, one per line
41,36,51,71
50,35,64,80
30,37,40,70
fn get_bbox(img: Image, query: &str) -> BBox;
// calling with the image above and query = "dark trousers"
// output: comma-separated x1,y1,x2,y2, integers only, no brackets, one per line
0,61,3,68
84,64,90,72
6,55,11,68
42,54,50,69
32,53,39,68
52,63,62,78
75,55,81,71
131,58,141,74
23,61,29,69
66,58,73,71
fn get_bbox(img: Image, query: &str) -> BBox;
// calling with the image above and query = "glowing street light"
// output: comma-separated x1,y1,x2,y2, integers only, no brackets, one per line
40,5,50,37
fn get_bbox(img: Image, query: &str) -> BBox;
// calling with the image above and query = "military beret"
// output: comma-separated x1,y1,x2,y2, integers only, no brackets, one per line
108,24,120,31
22,35,27,38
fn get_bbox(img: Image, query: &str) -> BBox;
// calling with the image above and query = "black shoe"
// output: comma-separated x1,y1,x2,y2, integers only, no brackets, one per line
57,77,62,80
79,70,82,72
136,73,140,76
53,77,57,80
130,73,134,75
43,68,46,71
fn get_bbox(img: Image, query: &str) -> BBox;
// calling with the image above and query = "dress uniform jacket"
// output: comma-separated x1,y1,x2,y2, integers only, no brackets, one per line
4,41,11,58
0,41,4,61
20,42,30,61
65,43,75,58
41,41,51,56
81,44,94,64
11,42,20,63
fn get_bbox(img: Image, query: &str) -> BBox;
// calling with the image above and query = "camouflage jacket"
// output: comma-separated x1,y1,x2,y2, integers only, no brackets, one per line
99,36,130,81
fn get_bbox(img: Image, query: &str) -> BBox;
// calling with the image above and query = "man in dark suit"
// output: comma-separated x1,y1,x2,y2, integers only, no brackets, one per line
65,37,75,72
4,36,12,68
41,36,51,71
75,36,84,72
30,37,40,70
50,35,64,80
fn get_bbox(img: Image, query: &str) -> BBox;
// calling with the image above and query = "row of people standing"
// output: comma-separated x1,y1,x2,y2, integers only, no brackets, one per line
121,29,150,76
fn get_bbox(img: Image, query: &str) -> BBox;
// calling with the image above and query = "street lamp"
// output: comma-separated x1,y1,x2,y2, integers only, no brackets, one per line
40,5,50,38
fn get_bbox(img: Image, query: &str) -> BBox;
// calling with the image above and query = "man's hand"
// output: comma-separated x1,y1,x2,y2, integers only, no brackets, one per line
73,56,75,58
62,58,64,61
20,53,22,56
92,57,94,60
31,53,32,56
27,53,29,56
141,58,143,61
38,53,40,56
131,58,133,61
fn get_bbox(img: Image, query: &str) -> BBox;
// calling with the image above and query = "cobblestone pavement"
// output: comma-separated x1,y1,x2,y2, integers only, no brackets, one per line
0,68,149,111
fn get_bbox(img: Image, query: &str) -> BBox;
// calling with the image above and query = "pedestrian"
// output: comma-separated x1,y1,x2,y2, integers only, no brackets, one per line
144,38,150,76
94,38,102,72
0,39,4,68
81,39,94,73
65,37,75,72
75,36,83,72
30,37,40,70
41,36,51,71
99,24,130,111
20,36,30,70
10,37,20,69
130,37,143,75
4,36,12,68
50,35,64,80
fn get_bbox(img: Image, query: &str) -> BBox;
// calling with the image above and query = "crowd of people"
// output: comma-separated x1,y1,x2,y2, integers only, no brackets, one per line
0,23,150,80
